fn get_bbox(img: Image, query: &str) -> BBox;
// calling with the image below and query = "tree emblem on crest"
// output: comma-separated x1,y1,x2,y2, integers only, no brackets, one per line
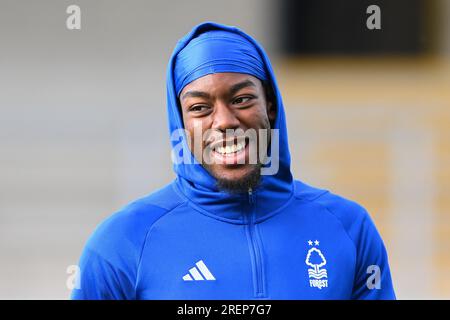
305,247,328,279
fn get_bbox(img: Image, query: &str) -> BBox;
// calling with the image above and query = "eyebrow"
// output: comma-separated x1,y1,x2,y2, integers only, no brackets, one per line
180,90,210,100
229,79,256,96
180,79,257,101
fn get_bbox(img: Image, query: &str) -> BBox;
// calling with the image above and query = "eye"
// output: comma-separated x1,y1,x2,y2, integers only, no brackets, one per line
232,96,254,105
189,105,210,112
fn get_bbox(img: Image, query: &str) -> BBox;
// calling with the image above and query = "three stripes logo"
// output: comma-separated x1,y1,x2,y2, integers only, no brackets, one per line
182,260,216,281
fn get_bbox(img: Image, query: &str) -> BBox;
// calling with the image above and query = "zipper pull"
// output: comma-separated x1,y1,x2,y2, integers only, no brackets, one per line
248,187,254,204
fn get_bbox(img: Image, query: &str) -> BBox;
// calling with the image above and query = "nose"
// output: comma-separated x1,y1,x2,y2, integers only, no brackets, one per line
211,102,240,132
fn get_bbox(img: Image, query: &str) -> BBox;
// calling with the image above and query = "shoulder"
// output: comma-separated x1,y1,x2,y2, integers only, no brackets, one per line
73,182,186,299
293,181,394,298
84,181,186,258
293,180,373,241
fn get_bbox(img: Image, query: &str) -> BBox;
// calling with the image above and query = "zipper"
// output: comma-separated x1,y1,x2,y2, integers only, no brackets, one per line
245,188,266,298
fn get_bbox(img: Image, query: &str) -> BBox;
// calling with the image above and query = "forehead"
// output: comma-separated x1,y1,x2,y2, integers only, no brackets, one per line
180,73,262,97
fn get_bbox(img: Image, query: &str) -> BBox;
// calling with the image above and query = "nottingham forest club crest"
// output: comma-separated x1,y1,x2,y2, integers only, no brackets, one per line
305,240,328,289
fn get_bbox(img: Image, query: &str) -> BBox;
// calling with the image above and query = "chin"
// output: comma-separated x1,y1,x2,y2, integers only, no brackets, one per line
212,164,252,179
207,164,262,194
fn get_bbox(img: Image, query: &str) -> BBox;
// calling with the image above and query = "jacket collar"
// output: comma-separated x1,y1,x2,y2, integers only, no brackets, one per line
174,173,294,224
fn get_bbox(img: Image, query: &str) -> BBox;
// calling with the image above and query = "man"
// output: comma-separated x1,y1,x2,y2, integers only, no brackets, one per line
72,22,395,299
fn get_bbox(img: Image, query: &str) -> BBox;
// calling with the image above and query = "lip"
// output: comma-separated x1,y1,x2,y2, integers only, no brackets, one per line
209,139,249,165
208,136,245,152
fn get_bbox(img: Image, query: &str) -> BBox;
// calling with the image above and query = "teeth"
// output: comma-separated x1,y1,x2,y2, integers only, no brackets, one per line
215,141,245,155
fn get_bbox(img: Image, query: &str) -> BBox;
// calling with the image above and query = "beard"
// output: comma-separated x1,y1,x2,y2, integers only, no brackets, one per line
195,116,272,194
203,163,262,194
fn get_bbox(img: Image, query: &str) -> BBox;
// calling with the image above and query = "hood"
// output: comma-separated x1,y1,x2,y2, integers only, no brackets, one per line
166,22,294,224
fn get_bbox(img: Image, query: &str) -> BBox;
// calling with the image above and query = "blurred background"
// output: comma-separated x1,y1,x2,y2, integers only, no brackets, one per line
0,0,449,299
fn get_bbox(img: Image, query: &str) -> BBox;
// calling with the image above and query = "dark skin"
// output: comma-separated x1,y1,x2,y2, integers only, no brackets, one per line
179,73,276,190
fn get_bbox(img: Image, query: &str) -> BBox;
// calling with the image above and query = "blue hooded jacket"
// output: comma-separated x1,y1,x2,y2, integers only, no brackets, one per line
71,22,396,300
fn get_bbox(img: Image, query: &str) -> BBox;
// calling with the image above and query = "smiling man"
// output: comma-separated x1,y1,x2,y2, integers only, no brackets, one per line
72,22,396,300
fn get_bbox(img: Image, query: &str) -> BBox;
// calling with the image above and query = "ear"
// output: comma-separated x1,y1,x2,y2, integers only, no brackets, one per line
262,81,276,123
267,100,276,122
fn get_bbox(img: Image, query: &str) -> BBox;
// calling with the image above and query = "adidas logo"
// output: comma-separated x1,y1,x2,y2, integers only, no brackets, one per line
182,260,216,281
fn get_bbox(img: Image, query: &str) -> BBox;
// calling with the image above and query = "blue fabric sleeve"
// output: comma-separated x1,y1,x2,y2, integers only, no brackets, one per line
70,199,170,300
70,247,134,300
316,192,396,300
350,212,396,299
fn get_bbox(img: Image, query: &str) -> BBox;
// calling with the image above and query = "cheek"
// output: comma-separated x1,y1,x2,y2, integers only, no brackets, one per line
185,121,209,148
243,106,271,129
